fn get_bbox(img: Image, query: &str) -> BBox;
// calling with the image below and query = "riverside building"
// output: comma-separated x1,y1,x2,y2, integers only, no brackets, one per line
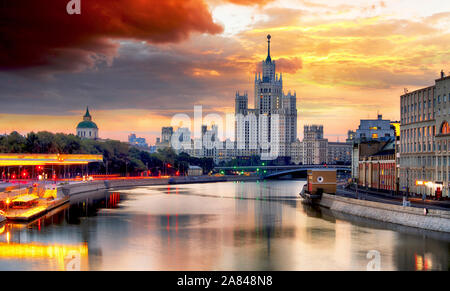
358,139,397,192
290,125,351,165
400,70,450,197
351,114,398,180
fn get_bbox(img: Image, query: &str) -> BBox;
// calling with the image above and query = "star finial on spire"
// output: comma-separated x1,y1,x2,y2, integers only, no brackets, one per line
266,34,272,62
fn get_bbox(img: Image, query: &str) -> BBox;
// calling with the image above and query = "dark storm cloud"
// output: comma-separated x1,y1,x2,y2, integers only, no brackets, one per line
0,0,223,73
0,41,252,116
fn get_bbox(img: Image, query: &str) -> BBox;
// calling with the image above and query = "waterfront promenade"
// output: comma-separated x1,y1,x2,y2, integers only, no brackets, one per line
338,185,450,211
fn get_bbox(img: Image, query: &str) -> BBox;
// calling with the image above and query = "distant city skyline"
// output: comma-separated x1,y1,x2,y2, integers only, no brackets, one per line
1,0,449,143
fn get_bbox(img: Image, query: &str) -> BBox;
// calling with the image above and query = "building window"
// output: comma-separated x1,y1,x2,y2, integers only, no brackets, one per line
440,121,450,135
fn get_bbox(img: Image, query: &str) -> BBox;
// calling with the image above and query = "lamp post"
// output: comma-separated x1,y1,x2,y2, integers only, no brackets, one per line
403,167,411,207
422,166,426,201
18,166,22,194
406,167,409,198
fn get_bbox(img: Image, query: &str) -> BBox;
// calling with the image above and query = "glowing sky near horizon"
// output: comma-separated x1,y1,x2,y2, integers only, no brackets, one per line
0,0,450,142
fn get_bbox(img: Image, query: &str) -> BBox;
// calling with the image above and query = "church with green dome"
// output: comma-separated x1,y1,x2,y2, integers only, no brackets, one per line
76,107,99,140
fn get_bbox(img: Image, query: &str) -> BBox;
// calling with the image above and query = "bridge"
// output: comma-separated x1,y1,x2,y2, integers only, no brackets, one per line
214,164,351,179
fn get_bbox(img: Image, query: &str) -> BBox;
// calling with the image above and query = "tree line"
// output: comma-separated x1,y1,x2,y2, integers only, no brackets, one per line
0,131,215,176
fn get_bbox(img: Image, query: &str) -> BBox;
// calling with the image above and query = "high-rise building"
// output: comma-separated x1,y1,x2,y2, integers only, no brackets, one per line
202,124,221,158
128,133,148,148
351,114,397,180
302,125,328,165
161,127,173,143
328,142,352,164
290,139,303,164
235,35,297,159
355,114,395,142
171,127,192,154
346,130,356,143
399,70,450,198
156,127,174,151
290,125,350,165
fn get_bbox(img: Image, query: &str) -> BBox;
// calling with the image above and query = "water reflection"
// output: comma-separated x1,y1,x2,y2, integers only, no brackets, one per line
0,181,448,271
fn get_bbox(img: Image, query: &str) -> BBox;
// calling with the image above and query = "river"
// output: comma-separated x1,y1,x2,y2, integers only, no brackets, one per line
0,180,448,271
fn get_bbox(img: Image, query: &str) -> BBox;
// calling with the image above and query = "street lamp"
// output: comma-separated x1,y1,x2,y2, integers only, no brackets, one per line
422,166,426,201
406,167,409,199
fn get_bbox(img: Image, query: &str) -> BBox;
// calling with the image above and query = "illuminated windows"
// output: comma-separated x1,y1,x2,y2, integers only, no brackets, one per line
440,121,450,135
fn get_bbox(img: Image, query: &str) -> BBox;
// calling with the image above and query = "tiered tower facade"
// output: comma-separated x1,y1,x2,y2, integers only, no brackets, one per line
236,35,297,159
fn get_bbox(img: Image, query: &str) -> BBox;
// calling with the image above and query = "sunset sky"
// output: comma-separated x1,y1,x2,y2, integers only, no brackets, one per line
1,0,449,143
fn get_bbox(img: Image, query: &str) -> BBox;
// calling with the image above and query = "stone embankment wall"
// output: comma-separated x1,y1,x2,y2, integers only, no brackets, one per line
319,193,450,233
60,176,260,197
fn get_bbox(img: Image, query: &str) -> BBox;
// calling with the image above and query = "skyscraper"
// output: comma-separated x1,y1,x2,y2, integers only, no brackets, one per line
302,125,328,165
235,35,297,159
161,127,173,143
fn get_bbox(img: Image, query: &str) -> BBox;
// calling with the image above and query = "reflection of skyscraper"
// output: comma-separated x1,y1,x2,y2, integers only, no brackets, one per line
235,35,297,159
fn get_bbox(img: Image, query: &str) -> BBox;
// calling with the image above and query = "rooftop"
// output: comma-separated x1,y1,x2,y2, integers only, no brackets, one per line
77,120,98,129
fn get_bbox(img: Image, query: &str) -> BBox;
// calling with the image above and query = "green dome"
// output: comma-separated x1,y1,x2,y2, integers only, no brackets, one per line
77,120,98,129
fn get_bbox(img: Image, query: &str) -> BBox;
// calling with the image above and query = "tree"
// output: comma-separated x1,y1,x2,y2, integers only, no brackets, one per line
0,131,216,176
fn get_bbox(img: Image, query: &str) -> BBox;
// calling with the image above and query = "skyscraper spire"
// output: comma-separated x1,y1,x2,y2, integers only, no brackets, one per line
266,34,272,63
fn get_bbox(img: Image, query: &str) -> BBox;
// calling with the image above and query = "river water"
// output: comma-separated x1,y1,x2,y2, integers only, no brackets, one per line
0,181,448,271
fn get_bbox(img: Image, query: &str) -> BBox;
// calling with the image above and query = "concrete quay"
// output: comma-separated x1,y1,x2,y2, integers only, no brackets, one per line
317,193,450,233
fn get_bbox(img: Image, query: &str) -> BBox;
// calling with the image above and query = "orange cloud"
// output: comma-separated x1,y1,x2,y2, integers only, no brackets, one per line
277,57,303,74
223,0,274,5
